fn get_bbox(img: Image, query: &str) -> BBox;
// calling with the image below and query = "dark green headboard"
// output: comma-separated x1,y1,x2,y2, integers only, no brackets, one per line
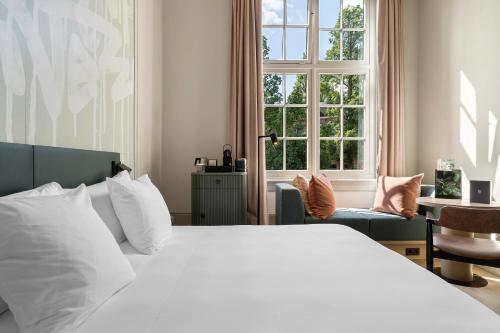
0,142,34,196
0,142,121,196
34,146,120,188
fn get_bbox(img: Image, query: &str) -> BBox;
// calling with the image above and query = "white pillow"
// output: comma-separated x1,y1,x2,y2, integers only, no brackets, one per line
88,171,131,243
0,182,64,315
107,174,172,254
0,185,136,333
3,182,63,198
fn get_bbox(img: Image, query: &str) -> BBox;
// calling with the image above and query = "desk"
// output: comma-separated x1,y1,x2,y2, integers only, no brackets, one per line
417,197,500,283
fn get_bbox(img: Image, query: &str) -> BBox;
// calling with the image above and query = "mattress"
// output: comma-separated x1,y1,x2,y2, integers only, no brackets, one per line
0,225,498,332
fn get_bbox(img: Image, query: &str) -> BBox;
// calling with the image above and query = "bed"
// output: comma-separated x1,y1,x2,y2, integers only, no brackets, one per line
0,143,498,332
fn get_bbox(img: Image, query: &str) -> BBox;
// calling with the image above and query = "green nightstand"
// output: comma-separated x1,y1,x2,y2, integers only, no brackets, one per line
191,172,248,225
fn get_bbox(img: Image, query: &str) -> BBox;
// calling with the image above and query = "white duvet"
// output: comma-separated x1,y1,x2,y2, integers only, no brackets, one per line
0,225,498,333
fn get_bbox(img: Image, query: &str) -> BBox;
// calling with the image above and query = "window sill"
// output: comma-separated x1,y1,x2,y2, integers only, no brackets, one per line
267,178,377,192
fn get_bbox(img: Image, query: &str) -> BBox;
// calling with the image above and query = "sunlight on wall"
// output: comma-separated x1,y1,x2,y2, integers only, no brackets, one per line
460,169,470,200
488,111,497,163
459,71,477,167
493,156,500,201
460,71,477,122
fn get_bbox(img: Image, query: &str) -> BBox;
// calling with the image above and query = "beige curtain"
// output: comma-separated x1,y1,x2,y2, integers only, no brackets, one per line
230,0,268,225
377,0,405,177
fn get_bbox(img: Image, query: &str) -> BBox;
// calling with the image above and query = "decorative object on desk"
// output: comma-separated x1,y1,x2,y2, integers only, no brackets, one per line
235,158,247,172
205,165,232,173
435,170,462,199
194,157,207,172
223,144,233,167
437,159,455,171
257,130,278,225
207,159,218,167
470,180,491,204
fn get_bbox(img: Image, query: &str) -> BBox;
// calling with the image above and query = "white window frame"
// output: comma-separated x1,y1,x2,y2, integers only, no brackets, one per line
264,0,376,181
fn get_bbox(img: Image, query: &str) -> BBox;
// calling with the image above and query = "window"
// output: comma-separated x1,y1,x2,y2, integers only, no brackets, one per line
318,0,365,61
264,73,308,170
319,73,365,170
262,0,374,179
262,0,310,61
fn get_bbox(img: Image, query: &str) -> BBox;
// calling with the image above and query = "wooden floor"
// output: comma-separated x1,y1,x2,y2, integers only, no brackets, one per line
454,267,500,315
413,260,500,315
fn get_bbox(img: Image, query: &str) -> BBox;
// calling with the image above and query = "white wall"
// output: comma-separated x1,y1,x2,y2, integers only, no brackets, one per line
416,0,500,199
162,0,231,214
136,0,164,184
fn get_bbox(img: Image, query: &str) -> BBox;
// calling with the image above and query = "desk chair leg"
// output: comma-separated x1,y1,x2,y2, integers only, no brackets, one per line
426,246,434,272
426,219,434,272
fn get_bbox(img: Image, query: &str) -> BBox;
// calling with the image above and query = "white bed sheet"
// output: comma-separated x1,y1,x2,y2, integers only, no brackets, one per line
0,225,498,333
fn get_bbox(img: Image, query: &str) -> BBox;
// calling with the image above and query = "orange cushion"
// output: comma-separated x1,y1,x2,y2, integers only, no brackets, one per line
372,174,424,219
308,175,336,220
292,174,312,215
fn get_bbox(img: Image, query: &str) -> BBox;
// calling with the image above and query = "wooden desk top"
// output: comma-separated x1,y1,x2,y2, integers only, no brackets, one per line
416,196,500,209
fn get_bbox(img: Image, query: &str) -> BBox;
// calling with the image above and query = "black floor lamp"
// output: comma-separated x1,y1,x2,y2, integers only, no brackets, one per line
257,130,278,225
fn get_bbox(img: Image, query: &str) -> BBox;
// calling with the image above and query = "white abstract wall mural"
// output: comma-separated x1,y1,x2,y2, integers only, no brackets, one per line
0,0,135,168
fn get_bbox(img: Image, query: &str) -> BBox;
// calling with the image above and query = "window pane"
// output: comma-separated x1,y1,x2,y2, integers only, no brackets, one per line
286,107,307,137
320,140,341,170
264,74,283,104
320,74,341,104
342,31,364,60
266,140,283,170
287,0,308,25
343,140,364,170
265,107,283,137
342,0,364,28
342,74,364,105
285,28,308,60
319,30,340,61
286,140,307,170
263,28,283,60
286,74,307,104
343,108,364,137
319,0,340,28
262,0,284,25
320,107,340,137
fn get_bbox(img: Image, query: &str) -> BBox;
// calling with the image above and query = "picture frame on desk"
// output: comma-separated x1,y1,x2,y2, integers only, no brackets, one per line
435,170,462,199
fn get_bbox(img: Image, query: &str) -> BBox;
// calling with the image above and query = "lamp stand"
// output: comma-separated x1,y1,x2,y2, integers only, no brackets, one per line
257,132,277,226
257,136,263,225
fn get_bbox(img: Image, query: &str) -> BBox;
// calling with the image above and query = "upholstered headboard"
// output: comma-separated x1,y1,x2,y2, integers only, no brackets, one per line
0,142,121,196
